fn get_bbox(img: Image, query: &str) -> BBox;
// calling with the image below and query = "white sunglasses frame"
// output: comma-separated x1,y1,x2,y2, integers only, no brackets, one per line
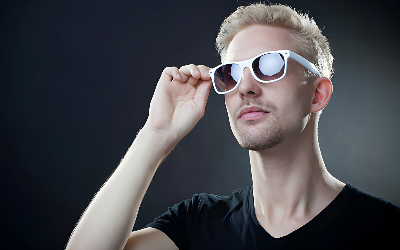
208,50,321,94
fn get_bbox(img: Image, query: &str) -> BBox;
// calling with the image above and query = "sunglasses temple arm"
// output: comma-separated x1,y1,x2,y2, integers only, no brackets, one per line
289,52,321,77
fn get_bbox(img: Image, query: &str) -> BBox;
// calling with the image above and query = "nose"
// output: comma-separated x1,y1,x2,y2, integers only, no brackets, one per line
238,67,262,98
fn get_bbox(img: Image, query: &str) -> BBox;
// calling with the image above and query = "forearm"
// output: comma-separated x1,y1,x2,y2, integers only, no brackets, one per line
66,63,211,250
66,126,176,250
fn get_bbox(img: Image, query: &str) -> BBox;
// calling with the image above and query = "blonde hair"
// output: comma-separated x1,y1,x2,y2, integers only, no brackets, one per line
216,3,333,79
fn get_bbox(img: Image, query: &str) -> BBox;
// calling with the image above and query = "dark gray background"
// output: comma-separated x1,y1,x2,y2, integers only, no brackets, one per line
1,0,399,249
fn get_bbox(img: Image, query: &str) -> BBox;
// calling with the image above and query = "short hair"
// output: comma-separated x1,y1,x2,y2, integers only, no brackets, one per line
216,3,334,80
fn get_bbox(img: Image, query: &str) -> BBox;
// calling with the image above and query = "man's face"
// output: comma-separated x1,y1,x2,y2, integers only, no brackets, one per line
224,25,315,151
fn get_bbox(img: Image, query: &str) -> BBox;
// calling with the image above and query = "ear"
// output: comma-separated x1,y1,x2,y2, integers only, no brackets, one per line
310,77,333,113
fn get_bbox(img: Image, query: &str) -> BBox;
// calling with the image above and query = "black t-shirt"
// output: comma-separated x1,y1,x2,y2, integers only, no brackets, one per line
144,183,400,249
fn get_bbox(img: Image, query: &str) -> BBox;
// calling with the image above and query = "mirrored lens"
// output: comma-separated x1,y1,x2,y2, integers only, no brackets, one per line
252,53,285,82
214,63,241,93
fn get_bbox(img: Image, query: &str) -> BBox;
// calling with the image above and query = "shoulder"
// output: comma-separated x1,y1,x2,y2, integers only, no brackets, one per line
156,184,252,217
194,184,252,213
335,184,400,247
143,184,253,249
341,183,400,228
343,183,400,212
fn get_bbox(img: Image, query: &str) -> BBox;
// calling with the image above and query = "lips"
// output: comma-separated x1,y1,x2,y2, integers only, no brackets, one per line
239,106,269,120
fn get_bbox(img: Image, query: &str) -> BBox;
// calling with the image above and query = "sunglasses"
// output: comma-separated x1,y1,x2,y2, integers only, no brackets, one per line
209,50,321,94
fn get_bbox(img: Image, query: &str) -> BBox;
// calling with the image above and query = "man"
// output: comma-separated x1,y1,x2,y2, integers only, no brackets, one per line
66,3,400,250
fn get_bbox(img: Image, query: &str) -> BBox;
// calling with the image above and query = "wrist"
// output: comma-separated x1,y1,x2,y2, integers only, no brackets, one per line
137,123,179,157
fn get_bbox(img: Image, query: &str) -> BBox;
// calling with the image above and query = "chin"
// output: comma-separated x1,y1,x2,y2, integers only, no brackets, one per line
231,119,283,151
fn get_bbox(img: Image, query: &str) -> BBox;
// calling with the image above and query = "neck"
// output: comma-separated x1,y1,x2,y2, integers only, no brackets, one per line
250,116,344,223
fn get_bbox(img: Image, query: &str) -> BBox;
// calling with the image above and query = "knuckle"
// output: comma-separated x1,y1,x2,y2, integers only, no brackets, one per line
164,66,177,72
198,65,210,71
179,65,188,71
180,64,194,70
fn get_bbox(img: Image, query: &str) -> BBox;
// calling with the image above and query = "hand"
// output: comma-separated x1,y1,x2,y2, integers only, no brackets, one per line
144,64,212,144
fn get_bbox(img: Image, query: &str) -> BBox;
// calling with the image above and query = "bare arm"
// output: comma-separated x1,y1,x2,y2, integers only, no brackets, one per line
124,228,178,250
65,65,212,250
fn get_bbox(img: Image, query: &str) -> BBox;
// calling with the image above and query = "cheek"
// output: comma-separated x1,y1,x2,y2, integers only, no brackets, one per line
278,85,313,124
282,67,313,110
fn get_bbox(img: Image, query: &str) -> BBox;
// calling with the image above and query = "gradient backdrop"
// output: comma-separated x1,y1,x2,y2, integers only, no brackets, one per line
2,0,400,249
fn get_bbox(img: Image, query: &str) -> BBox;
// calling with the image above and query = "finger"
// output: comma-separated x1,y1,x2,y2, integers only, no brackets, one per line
180,64,201,80
177,65,201,86
184,75,200,86
197,65,211,81
162,66,182,82
194,79,212,117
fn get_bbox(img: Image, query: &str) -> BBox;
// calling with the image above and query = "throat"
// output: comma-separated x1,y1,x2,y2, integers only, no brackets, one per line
252,177,345,238
253,189,315,238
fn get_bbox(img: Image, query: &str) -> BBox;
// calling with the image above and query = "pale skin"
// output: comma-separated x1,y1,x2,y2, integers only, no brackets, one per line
65,24,344,250
224,25,345,238
65,63,211,250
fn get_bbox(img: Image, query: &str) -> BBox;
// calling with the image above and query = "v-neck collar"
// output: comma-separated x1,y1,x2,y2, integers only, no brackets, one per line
247,182,352,242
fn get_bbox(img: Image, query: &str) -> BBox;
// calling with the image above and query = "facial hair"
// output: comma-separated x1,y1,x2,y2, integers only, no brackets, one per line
229,103,283,151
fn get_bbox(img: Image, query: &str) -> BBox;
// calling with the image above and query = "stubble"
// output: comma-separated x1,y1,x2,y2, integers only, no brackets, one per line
230,112,283,151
